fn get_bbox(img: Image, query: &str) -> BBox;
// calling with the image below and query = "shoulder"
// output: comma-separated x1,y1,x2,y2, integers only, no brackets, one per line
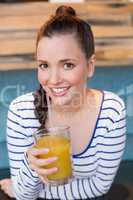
99,90,126,125
9,92,35,110
7,92,40,139
103,90,125,111
9,92,36,117
8,92,40,127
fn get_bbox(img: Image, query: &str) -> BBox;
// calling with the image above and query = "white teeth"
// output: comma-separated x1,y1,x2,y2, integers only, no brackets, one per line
51,88,68,93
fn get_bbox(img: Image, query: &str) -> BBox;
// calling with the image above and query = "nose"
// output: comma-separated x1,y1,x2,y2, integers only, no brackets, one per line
49,68,61,85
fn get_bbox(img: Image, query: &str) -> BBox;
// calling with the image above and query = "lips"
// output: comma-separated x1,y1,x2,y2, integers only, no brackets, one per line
50,87,70,97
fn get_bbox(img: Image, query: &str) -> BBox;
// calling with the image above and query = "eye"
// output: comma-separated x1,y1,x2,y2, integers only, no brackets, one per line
39,63,48,70
64,63,75,70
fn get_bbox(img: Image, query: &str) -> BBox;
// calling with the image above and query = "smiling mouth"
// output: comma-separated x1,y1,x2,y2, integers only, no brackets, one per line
50,87,70,96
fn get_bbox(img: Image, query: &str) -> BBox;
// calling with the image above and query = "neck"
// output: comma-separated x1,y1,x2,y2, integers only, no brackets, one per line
46,89,96,128
51,89,93,115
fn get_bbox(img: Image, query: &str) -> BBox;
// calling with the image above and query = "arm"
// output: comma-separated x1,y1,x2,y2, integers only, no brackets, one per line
7,101,42,200
47,101,126,199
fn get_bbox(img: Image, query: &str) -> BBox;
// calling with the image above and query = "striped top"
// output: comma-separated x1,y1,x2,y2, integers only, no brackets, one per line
7,90,126,200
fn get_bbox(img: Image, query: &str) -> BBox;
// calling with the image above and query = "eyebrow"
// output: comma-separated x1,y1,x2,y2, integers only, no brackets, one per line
37,58,77,63
59,59,77,63
37,60,47,63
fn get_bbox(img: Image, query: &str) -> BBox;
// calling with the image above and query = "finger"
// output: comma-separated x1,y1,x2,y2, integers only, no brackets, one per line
37,167,58,175
28,153,58,167
31,165,58,176
38,157,58,166
28,148,49,157
0,178,10,185
0,182,6,189
38,175,49,184
0,184,5,191
33,157,58,167
28,154,38,166
5,188,14,198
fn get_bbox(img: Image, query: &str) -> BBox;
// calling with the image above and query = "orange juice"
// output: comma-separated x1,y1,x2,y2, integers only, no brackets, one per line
36,135,73,182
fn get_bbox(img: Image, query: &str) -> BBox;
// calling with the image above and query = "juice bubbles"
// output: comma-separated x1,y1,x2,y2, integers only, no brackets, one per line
34,126,73,185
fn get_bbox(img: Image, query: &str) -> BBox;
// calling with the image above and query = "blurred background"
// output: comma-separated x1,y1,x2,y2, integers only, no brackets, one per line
0,0,133,198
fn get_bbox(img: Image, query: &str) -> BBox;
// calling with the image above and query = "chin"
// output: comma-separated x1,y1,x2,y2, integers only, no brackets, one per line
52,96,72,107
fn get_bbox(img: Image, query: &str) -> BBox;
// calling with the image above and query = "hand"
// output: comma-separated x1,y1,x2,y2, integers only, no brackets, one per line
27,147,58,183
0,178,14,198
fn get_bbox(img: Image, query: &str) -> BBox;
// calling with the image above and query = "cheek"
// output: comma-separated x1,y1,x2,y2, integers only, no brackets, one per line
37,69,47,85
68,69,87,85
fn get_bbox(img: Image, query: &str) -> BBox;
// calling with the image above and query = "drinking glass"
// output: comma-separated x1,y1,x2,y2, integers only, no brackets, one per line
33,126,73,185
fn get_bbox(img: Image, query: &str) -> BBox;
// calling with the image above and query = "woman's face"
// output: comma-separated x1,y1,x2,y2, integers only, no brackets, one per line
37,33,95,107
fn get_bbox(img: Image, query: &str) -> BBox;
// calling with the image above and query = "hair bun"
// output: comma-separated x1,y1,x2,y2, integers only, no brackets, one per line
55,5,76,17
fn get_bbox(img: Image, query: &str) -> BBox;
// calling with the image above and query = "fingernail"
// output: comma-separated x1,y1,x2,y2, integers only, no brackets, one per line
43,148,49,153
52,157,58,161
53,167,58,172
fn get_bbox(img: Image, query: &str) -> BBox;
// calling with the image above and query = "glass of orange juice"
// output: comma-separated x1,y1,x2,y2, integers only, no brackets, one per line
33,126,73,185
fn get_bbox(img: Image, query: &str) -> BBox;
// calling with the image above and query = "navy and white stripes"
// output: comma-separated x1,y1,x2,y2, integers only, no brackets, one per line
6,91,126,200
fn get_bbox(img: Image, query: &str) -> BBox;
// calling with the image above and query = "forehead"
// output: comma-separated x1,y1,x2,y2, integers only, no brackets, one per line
36,33,84,60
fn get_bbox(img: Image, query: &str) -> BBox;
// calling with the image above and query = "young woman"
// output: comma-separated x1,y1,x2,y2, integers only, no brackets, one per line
0,5,126,200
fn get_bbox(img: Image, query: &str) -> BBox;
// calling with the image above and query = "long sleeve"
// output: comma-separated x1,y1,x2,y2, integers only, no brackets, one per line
6,92,126,200
7,98,43,200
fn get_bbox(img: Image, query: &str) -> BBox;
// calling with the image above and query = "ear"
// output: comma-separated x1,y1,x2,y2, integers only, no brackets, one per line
87,54,96,78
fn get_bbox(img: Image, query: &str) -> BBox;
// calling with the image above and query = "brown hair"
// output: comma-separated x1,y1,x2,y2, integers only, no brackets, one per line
34,5,95,129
